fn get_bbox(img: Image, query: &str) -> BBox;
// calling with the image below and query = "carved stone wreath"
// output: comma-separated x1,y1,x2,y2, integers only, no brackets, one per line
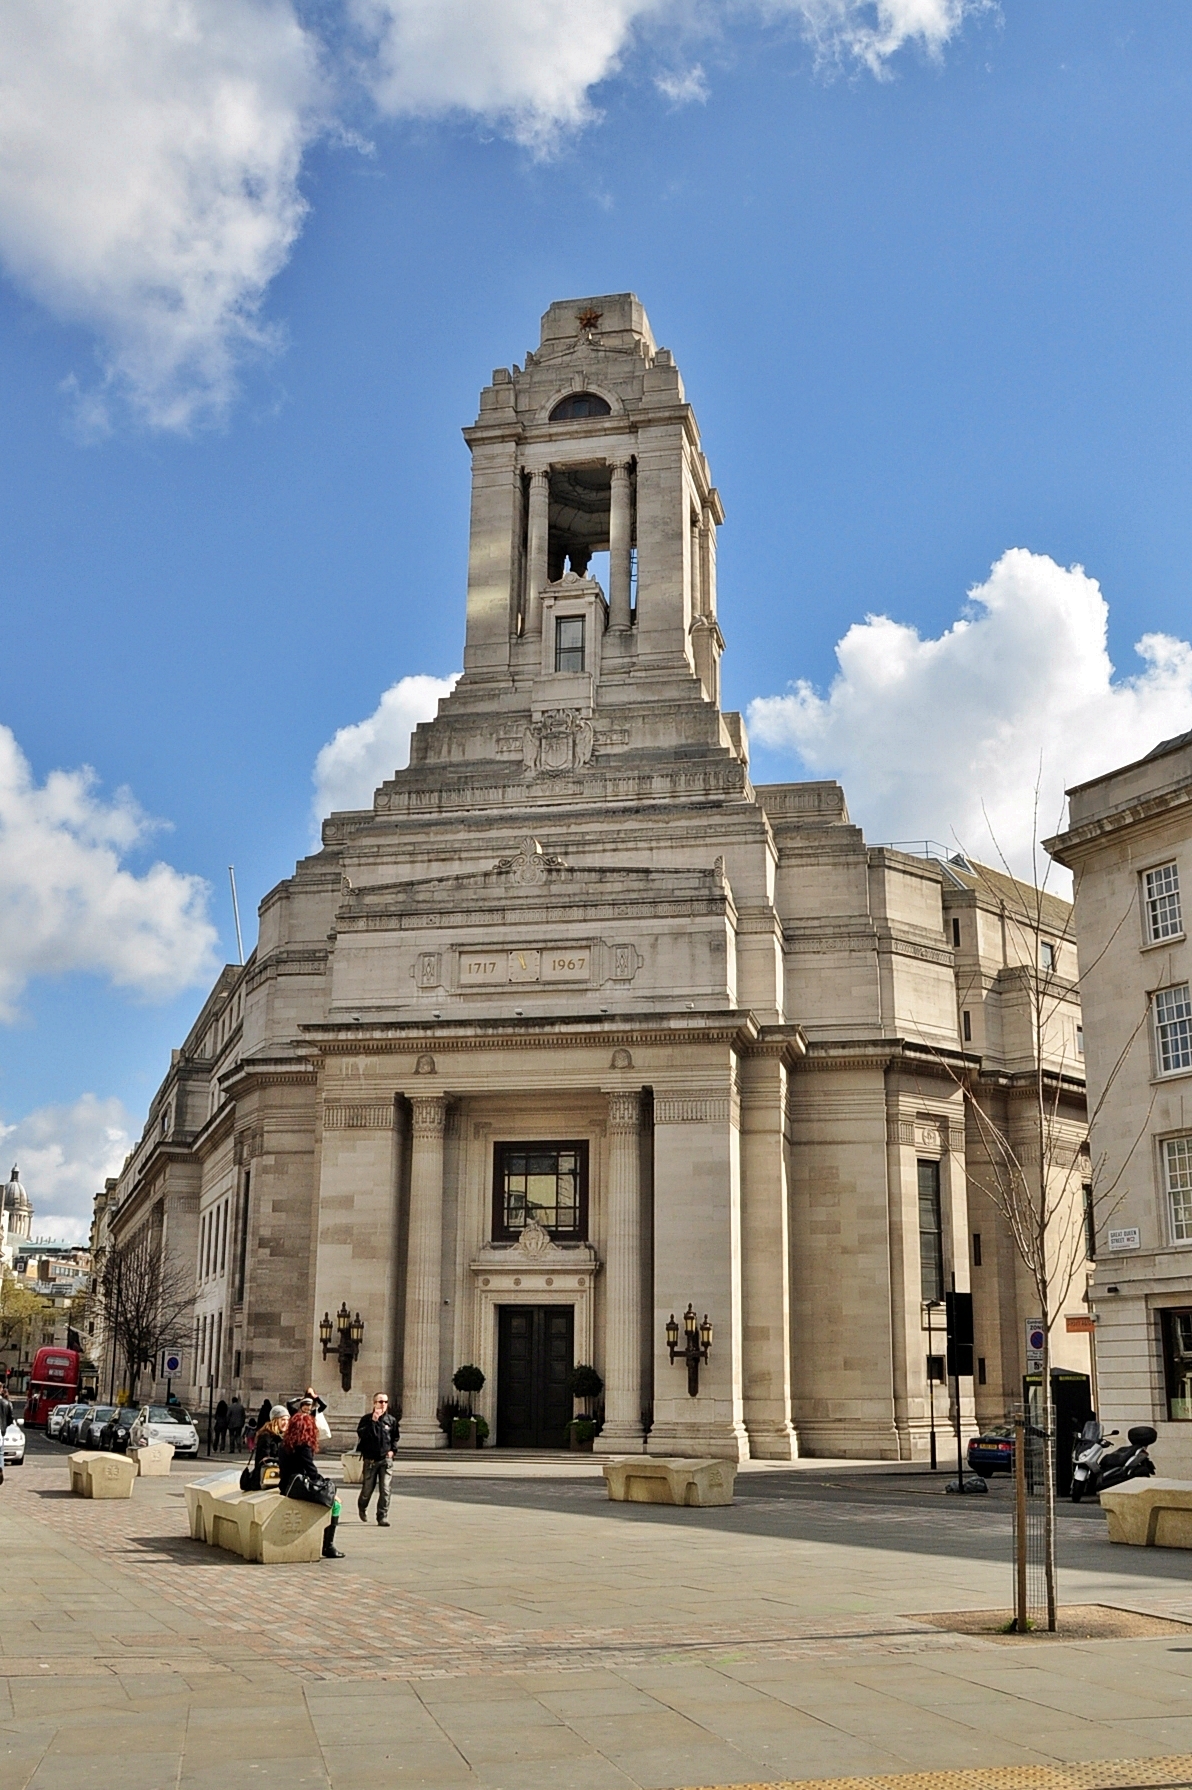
492,835,568,885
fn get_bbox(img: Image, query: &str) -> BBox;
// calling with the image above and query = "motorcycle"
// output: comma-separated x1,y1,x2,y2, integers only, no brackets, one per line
1070,1418,1157,1501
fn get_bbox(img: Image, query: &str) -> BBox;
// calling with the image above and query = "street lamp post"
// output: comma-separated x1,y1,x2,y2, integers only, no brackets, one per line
320,1303,364,1392
665,1304,713,1396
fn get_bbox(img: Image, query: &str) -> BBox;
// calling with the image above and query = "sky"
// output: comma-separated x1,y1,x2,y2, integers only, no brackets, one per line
2,0,1192,1238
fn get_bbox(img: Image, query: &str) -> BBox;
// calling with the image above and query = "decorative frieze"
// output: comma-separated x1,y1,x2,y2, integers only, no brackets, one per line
654,1091,732,1126
323,1103,394,1131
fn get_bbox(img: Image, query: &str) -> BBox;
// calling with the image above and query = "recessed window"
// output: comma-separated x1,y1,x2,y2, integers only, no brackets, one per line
1076,1024,1084,1056
951,918,961,948
1145,862,1183,943
555,615,585,673
977,1357,987,1385
1165,1136,1192,1242
1040,940,1056,972
550,392,611,421
493,1142,588,1241
1161,1309,1192,1420
962,1010,972,1042
918,1159,943,1303
1155,983,1192,1075
972,1231,982,1267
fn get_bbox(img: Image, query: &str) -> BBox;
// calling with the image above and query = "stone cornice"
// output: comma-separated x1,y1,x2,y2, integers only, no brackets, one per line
1046,779,1192,863
302,1010,765,1057
220,1055,319,1098
797,1038,976,1078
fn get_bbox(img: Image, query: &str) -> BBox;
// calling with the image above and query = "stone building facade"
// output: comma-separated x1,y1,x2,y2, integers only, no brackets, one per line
99,294,1091,1455
1048,732,1192,1476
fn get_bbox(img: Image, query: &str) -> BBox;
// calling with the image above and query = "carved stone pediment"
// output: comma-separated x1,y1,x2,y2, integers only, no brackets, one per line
471,1227,600,1280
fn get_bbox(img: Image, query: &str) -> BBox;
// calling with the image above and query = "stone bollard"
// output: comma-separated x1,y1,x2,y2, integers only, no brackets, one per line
130,1441,175,1477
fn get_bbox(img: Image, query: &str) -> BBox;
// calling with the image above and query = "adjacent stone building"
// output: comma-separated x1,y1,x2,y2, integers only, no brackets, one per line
1048,731,1192,1476
99,294,1091,1455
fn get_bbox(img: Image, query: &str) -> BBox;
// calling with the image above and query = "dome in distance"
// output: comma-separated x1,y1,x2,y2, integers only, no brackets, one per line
3,1166,30,1213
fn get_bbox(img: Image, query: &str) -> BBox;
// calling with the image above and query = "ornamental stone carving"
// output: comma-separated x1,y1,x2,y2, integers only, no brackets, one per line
523,709,594,775
515,1219,553,1256
492,836,567,884
410,1093,447,1136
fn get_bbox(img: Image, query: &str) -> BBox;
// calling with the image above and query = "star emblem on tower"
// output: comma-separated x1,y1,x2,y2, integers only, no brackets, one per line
576,308,602,330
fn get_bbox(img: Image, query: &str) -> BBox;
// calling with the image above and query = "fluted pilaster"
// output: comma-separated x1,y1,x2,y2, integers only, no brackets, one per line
526,469,550,636
398,1093,448,1448
609,462,633,630
595,1089,645,1450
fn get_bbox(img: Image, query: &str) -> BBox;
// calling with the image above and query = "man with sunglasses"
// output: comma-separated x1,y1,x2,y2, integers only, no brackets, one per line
356,1391,399,1527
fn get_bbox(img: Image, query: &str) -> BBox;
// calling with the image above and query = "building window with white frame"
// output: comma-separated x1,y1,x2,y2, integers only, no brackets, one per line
1165,1136,1192,1242
1144,862,1182,943
1155,983,1192,1074
1040,940,1056,972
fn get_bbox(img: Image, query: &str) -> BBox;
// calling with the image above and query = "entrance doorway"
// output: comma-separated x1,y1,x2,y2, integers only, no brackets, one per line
496,1305,574,1448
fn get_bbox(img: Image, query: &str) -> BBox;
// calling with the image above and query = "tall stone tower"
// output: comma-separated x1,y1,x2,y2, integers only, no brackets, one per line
408,293,745,784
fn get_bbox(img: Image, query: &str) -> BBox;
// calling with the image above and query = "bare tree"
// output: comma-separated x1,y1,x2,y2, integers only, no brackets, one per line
932,790,1156,1629
96,1232,195,1402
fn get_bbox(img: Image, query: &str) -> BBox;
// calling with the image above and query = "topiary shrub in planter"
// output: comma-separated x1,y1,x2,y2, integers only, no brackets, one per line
567,1364,603,1412
474,1416,489,1447
452,1364,485,1411
451,1415,478,1448
568,1417,596,1452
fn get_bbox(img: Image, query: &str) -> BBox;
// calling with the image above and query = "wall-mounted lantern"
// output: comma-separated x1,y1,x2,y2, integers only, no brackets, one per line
666,1303,713,1396
320,1302,364,1391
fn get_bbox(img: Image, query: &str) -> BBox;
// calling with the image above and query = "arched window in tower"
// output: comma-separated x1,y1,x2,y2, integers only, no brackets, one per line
549,392,611,422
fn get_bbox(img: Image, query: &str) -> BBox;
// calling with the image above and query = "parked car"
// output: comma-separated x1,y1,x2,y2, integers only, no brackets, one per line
47,1402,80,1441
144,1406,199,1457
80,1406,116,1450
967,1427,1014,1478
60,1405,96,1447
3,1420,25,1466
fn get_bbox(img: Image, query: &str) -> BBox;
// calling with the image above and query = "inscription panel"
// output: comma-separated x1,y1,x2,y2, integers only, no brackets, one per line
454,945,595,989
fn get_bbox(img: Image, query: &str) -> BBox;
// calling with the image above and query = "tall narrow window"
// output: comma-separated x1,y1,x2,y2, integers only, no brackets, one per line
951,918,961,948
972,1231,982,1267
1165,1136,1192,1242
1040,940,1056,972
1161,1309,1192,1420
977,1357,987,1385
962,1010,972,1042
918,1159,944,1303
1155,983,1192,1074
236,1170,250,1302
219,1200,228,1275
1076,1024,1084,1056
555,615,585,673
1083,1182,1096,1259
1145,862,1183,942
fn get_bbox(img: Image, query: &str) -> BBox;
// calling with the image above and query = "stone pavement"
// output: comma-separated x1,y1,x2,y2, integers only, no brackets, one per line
4,1439,1192,1790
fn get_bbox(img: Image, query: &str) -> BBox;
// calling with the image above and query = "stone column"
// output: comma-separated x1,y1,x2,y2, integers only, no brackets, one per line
398,1093,448,1449
594,1089,645,1451
525,468,550,637
608,462,633,630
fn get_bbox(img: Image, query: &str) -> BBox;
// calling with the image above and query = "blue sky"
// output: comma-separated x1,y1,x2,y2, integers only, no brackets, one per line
3,0,1192,1234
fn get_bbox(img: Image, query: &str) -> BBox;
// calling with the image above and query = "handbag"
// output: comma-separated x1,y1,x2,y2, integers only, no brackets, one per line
286,1468,335,1508
314,1410,332,1442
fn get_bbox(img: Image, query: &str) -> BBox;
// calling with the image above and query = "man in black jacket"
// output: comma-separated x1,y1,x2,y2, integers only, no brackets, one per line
356,1392,399,1527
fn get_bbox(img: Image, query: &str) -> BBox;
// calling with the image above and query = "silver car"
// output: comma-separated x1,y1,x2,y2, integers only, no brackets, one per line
143,1405,199,1456
3,1420,25,1465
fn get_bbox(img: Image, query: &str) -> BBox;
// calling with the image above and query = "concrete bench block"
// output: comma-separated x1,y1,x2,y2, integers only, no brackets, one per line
68,1450,137,1499
184,1470,242,1541
252,1495,328,1564
340,1451,363,1485
130,1442,174,1476
603,1457,736,1507
1101,1477,1192,1547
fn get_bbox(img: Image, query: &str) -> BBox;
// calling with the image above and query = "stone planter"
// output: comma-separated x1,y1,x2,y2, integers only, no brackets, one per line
569,1424,596,1452
451,1419,479,1449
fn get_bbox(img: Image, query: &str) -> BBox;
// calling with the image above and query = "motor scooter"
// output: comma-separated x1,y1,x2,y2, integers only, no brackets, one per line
1070,1419,1157,1501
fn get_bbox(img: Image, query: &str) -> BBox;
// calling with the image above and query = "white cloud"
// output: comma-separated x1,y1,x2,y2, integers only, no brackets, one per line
747,548,1192,878
311,672,459,835
0,725,219,1019
0,1,984,430
0,0,325,431
772,0,986,76
655,64,709,105
351,0,663,148
0,1094,133,1244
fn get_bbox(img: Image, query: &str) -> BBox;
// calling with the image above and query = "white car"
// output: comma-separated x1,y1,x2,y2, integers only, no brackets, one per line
3,1421,25,1466
46,1402,79,1440
142,1405,199,1457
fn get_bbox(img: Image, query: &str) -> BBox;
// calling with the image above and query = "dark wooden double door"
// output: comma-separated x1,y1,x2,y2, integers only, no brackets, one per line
496,1305,573,1448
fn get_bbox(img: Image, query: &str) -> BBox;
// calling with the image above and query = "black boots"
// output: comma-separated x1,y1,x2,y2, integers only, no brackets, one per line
322,1517,345,1559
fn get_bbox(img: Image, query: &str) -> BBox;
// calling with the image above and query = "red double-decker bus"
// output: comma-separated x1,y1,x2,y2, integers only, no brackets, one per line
23,1347,81,1426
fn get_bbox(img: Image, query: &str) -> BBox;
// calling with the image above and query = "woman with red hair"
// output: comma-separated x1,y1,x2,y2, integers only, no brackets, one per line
278,1410,344,1558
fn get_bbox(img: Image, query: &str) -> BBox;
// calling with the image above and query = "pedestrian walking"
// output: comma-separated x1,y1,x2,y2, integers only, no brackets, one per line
278,1410,344,1559
227,1395,245,1452
213,1398,229,1453
356,1391,399,1526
